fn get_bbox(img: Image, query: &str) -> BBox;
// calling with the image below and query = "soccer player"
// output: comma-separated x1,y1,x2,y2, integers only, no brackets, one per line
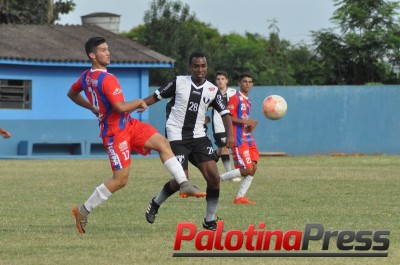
0,128,11,139
143,51,234,231
211,71,239,180
219,73,259,204
67,37,206,234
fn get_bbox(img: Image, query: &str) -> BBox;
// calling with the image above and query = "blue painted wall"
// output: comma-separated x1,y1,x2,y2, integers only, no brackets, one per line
0,64,148,120
1,83,399,156
251,85,400,155
0,64,149,156
148,85,400,155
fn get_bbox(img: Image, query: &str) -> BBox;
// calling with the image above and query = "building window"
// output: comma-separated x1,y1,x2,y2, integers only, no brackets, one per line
0,79,32,109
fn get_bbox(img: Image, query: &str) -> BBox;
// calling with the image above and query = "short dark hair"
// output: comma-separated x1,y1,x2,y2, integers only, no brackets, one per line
85,37,106,58
189,51,207,66
239,73,253,81
216,70,228,79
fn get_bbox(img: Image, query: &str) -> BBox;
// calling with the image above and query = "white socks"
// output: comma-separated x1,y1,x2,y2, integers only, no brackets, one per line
164,157,187,185
84,183,112,212
220,168,241,181
236,176,254,198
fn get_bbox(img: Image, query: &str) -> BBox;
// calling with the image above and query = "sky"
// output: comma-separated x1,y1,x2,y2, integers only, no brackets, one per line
58,0,337,45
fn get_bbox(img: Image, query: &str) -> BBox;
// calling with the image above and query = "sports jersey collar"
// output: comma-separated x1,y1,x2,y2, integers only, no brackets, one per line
238,91,248,99
219,87,227,94
189,75,207,88
90,68,108,73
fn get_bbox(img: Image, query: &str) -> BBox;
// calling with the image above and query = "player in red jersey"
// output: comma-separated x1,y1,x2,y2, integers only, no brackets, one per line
67,37,205,234
219,73,259,204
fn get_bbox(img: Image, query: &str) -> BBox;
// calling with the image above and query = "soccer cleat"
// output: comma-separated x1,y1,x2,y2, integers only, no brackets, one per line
72,205,88,234
202,217,224,232
178,181,207,198
231,177,242,182
145,198,160,224
233,196,256,204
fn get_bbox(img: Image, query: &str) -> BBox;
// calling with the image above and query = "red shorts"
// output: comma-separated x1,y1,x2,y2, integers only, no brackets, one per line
231,143,259,169
102,119,158,171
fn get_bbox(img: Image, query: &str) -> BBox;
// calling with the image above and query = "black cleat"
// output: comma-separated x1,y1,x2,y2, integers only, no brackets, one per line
202,217,224,231
145,197,160,224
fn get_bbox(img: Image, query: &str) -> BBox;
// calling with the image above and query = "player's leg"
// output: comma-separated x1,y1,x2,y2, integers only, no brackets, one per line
220,145,252,181
144,132,206,198
145,178,178,224
214,132,239,181
220,145,242,182
214,132,234,172
233,144,258,204
190,137,222,231
145,140,195,224
220,146,232,172
72,134,131,234
197,160,223,231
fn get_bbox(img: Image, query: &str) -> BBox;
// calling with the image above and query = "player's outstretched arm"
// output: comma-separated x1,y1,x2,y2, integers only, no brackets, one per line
113,99,147,114
143,95,158,107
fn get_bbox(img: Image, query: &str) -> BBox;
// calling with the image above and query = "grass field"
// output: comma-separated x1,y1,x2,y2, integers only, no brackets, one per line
0,155,399,265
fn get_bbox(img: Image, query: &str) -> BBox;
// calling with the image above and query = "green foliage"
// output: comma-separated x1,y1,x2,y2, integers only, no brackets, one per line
0,0,75,24
123,0,221,85
3,0,400,85
129,0,400,85
124,0,320,86
286,44,325,85
313,0,400,84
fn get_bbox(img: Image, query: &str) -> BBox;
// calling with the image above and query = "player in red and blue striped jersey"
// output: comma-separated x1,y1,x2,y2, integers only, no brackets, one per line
220,73,259,204
67,37,205,234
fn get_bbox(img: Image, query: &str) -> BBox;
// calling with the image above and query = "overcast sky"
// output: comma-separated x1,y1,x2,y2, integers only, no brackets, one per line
58,0,337,44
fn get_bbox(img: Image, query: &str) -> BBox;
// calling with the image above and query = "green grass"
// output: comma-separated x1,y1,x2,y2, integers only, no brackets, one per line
0,155,399,265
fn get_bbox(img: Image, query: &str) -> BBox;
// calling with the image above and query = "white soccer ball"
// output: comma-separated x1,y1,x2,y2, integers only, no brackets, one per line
262,95,287,120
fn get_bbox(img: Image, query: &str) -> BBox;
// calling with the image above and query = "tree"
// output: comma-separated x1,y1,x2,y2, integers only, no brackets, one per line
0,0,75,24
312,0,400,84
124,0,223,85
125,0,327,86
212,32,268,85
286,44,325,85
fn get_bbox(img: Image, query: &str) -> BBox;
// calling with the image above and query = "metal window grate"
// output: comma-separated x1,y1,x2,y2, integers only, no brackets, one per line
0,79,32,109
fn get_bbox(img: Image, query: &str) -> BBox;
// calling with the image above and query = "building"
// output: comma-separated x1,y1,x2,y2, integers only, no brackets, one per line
81,12,121,33
0,24,174,157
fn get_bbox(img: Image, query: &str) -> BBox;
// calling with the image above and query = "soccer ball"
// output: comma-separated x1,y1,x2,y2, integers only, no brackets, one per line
262,95,287,120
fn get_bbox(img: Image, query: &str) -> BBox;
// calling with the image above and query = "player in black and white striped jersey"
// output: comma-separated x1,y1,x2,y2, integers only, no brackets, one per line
211,71,240,181
143,51,234,231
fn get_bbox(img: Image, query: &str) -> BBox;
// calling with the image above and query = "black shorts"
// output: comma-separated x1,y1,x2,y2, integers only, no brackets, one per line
170,137,218,170
213,132,227,148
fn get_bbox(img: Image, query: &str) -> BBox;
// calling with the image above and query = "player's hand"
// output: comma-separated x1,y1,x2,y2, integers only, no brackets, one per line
135,99,147,113
245,120,258,128
246,120,257,132
226,135,234,148
91,108,100,117
0,129,11,139
246,120,258,133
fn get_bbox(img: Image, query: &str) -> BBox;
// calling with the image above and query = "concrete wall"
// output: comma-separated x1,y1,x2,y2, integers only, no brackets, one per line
1,84,399,157
148,85,400,155
0,64,148,156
